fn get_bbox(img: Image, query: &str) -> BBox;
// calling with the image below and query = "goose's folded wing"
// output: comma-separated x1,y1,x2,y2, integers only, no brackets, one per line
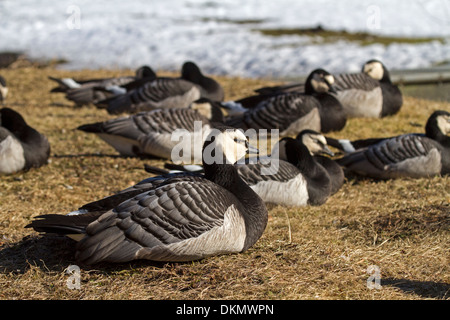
75,173,203,214
338,134,441,177
76,178,241,263
228,93,319,130
235,159,300,185
334,73,380,92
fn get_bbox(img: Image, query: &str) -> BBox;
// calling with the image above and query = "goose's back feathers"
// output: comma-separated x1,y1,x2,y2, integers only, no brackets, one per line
225,92,322,136
97,62,224,115
77,106,216,161
337,134,444,179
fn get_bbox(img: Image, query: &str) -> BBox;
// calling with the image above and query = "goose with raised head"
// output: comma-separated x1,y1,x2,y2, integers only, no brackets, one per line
96,61,225,115
0,108,50,174
27,126,267,265
333,59,403,118
77,98,224,163
224,69,345,135
251,59,402,119
49,65,155,106
336,110,450,179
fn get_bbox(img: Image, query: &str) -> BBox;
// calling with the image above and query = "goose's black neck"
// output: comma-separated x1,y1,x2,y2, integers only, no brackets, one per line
284,138,317,174
202,160,268,251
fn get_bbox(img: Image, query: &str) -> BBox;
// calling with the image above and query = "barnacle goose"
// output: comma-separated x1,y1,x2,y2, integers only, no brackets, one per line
49,65,155,106
0,108,50,174
77,98,224,163
293,132,344,195
251,59,402,119
27,126,268,265
147,130,336,207
96,61,225,115
333,59,403,118
336,110,450,179
224,69,344,135
0,75,8,103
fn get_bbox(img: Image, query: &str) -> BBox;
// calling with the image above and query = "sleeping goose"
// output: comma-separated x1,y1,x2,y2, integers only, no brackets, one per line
146,130,335,207
0,75,8,104
0,108,50,174
96,61,225,115
77,98,224,163
27,126,267,265
336,110,450,179
224,69,343,135
49,65,155,106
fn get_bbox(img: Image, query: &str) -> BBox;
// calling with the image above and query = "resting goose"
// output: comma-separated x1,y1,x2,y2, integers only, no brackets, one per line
96,61,225,115
27,126,268,265
147,130,335,207
293,132,344,195
336,110,450,179
77,98,224,163
224,69,343,135
0,108,50,174
49,65,155,106
333,59,403,118
0,75,8,103
252,59,402,119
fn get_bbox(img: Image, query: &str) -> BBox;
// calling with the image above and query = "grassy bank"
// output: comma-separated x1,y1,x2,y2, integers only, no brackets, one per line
0,66,448,300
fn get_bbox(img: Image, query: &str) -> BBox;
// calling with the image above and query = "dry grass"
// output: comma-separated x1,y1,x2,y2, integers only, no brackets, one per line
0,66,448,300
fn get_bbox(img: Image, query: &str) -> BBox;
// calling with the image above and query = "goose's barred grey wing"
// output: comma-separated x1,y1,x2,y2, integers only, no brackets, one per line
76,178,246,264
75,173,203,215
235,160,300,185
103,78,201,114
338,134,442,178
364,135,434,169
334,73,379,91
226,93,320,132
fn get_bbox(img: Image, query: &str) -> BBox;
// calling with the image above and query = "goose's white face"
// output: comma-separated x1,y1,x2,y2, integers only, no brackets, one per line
311,73,335,93
301,132,332,156
203,129,251,164
363,61,384,80
437,114,450,135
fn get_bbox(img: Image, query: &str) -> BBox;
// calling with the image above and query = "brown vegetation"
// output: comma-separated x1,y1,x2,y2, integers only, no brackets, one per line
0,66,448,300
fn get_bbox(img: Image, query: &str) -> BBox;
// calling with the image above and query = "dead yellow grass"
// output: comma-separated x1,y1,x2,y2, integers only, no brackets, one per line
0,66,448,300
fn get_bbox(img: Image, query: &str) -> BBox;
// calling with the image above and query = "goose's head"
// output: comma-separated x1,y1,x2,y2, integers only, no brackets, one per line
189,98,224,123
363,59,389,82
305,69,336,95
202,126,258,165
296,130,334,157
426,110,450,138
135,65,156,80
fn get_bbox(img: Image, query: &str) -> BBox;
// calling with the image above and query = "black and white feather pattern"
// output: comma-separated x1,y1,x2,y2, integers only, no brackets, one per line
97,62,225,115
333,72,384,118
337,134,443,179
77,107,216,161
225,92,321,136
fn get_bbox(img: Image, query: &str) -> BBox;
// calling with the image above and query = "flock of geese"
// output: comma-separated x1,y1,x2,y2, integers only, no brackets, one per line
0,59,449,265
